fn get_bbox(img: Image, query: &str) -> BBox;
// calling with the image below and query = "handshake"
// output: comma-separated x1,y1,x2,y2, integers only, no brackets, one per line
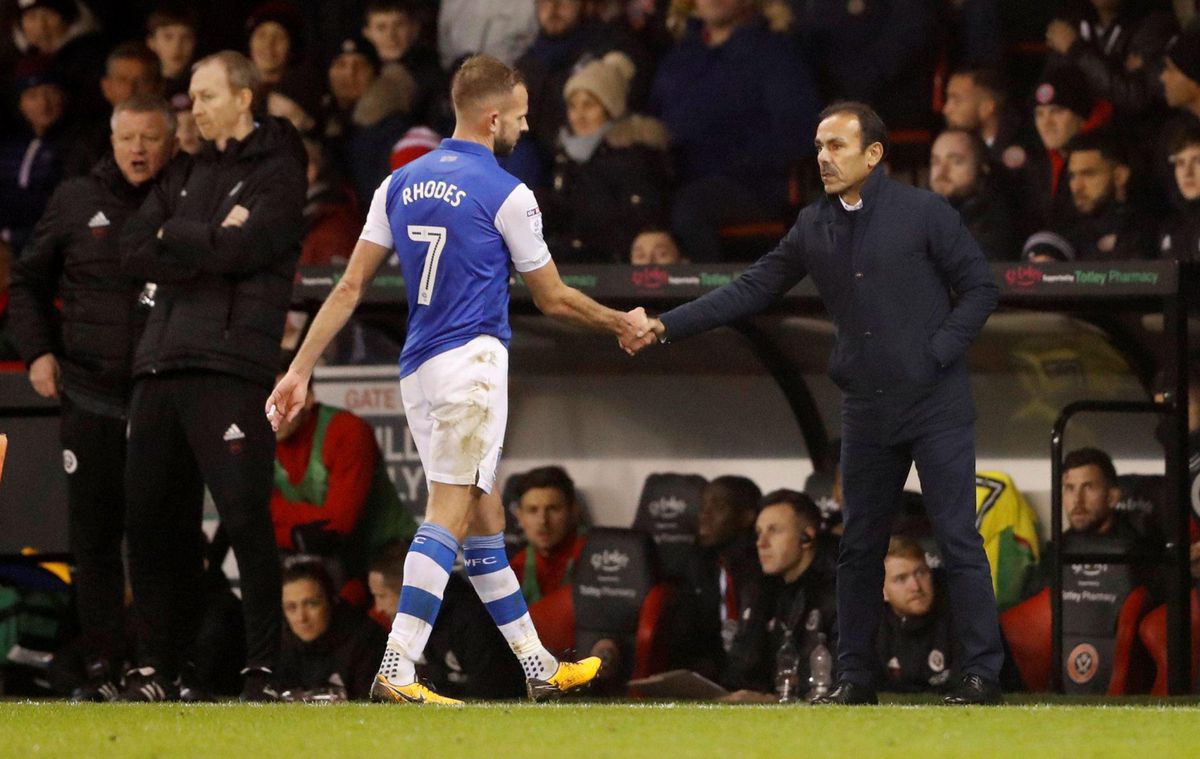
618,307,664,356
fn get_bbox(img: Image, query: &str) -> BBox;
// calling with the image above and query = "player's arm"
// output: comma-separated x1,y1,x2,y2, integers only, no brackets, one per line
268,179,395,428
522,259,633,335
498,184,641,343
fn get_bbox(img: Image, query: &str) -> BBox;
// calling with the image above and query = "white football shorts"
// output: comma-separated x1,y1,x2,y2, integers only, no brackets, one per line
400,335,508,494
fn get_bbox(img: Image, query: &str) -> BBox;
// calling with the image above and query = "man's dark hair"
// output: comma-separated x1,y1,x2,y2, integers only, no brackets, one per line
515,465,576,504
107,41,163,83
951,66,1008,105
760,488,822,531
1063,447,1118,488
365,0,418,19
281,557,337,603
147,4,198,34
1065,130,1126,166
451,54,524,114
1169,122,1200,157
368,540,409,588
818,100,889,158
706,475,762,515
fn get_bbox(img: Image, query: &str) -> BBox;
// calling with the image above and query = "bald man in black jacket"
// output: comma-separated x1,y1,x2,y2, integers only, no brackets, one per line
633,102,1003,705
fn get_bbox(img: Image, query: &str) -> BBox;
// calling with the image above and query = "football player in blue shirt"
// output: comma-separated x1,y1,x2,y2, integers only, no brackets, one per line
268,55,646,705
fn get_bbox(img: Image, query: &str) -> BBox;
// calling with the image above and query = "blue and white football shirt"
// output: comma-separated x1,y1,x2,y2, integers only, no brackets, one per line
359,139,551,377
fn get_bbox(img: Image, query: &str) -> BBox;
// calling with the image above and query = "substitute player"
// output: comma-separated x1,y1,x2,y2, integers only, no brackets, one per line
267,55,645,705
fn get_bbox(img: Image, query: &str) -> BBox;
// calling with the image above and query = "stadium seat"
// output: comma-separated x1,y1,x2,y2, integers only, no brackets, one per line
1137,589,1200,696
999,587,1052,692
527,585,575,654
1000,584,1154,694
631,473,706,581
572,528,673,688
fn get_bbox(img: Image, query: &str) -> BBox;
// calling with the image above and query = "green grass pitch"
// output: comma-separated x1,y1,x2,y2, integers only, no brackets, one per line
3,699,1200,759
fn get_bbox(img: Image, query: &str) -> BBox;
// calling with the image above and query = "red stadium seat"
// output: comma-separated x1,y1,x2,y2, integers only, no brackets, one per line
1137,589,1200,696
1000,587,1052,692
1000,585,1154,693
631,582,673,683
528,585,575,654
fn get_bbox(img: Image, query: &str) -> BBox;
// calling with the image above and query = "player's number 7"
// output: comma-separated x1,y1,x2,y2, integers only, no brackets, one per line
409,225,447,306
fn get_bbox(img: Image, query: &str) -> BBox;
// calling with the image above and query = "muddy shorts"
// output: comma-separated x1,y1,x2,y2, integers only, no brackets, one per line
399,335,508,494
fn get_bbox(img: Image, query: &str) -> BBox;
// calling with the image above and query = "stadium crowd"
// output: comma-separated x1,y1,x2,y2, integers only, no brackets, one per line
1,0,1199,702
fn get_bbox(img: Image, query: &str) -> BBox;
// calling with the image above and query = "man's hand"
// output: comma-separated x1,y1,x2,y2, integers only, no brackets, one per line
28,353,61,399
222,204,250,228
1046,19,1077,55
718,689,779,703
266,368,310,432
623,314,665,356
618,307,649,355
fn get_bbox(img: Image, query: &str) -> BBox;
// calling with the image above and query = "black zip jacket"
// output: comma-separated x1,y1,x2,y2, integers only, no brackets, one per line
9,153,152,417
121,116,306,388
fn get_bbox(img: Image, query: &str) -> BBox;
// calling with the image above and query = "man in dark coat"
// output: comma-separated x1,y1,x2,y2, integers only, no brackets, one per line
8,95,178,700
118,51,306,702
631,101,1004,705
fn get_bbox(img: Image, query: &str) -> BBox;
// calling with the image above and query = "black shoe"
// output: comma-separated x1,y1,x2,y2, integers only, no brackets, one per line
810,680,878,705
70,659,120,702
177,663,215,703
118,667,179,702
943,673,1002,705
240,667,280,702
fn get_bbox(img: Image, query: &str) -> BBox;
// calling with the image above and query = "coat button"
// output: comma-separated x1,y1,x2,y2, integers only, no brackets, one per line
855,272,864,279
864,330,872,338
875,389,884,396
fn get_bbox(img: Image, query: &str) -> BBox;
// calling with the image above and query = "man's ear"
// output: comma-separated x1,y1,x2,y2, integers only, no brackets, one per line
1113,163,1131,196
867,141,884,168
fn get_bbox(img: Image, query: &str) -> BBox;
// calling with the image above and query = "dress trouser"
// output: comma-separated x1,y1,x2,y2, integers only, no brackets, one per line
124,371,280,679
60,395,127,666
835,421,1004,686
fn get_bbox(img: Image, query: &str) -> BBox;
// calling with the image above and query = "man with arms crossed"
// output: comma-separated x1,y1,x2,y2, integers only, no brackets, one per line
268,55,643,705
630,101,1004,705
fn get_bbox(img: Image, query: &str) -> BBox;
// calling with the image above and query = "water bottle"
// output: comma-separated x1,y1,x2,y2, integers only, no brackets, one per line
808,632,833,701
774,626,801,703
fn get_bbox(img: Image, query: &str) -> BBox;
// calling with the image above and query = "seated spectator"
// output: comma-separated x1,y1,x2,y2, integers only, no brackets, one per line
540,52,670,263
169,93,202,155
1157,25,1200,204
1159,122,1200,261
510,466,586,603
145,4,199,99
928,128,1019,261
276,559,386,701
629,229,685,265
437,0,539,70
271,370,418,604
876,536,955,693
1022,230,1077,263
942,67,1024,167
63,42,164,177
361,0,447,128
246,1,307,93
2,0,106,122
649,0,819,262
319,35,415,210
720,490,837,702
1044,1,1177,122
669,476,762,678
1057,131,1154,260
1019,66,1098,232
516,0,647,164
0,56,66,255
300,137,360,266
367,543,526,698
